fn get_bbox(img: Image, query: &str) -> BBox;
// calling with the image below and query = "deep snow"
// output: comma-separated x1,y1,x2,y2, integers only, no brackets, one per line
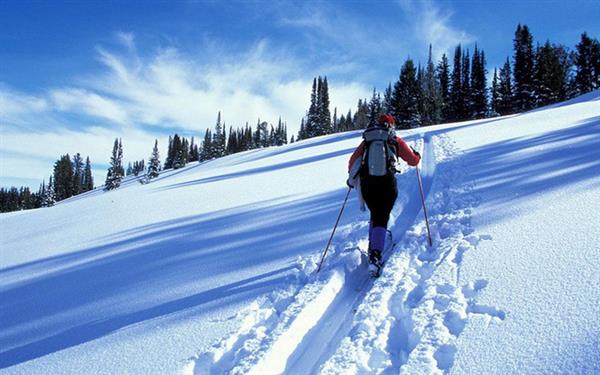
1,91,599,374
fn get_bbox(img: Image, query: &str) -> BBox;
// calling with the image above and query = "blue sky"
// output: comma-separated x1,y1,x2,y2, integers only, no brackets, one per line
1,0,599,189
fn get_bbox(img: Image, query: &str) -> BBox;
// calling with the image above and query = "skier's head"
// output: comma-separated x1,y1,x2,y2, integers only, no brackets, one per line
377,114,395,128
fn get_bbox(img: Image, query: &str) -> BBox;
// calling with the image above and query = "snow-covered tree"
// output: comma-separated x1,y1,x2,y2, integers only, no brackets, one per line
147,139,161,180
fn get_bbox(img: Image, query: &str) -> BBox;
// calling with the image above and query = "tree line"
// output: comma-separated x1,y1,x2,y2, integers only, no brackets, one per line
2,25,598,211
298,25,599,138
102,112,290,190
1,153,93,212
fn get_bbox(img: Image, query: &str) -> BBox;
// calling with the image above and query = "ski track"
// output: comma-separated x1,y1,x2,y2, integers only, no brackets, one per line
185,134,506,375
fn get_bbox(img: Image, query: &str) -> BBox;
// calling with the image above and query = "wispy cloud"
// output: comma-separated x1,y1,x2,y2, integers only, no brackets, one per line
399,0,475,60
0,34,370,188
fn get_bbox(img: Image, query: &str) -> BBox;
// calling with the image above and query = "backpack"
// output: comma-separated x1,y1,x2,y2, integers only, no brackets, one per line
361,126,398,177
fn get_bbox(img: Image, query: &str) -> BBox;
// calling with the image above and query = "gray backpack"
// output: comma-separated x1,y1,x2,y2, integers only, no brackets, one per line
361,126,398,177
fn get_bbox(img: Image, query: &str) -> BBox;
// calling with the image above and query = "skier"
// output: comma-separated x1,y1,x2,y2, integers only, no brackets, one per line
346,114,421,276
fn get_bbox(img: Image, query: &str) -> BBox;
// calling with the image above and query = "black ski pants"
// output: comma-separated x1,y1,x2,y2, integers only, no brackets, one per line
361,174,398,228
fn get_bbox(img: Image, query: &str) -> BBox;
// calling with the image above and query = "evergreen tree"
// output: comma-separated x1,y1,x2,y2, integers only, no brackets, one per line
437,53,451,122
332,108,338,133
164,135,174,169
392,58,421,128
470,45,488,119
367,88,383,126
83,157,93,191
172,134,185,169
105,138,123,190
256,120,269,147
461,48,472,119
200,129,212,161
189,137,199,162
46,176,56,206
319,76,332,134
353,99,369,129
449,44,463,121
305,78,319,138
491,68,500,116
147,139,161,179
422,45,442,125
126,162,133,176
497,58,514,115
382,83,393,114
212,112,226,158
53,154,74,201
574,32,600,94
513,24,536,111
534,41,571,106
72,153,84,195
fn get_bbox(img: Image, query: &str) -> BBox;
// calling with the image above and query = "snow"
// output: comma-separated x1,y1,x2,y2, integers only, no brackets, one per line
1,91,599,374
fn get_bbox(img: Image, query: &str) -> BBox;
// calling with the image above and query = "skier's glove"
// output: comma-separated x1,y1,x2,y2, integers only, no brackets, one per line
346,178,354,189
410,146,421,157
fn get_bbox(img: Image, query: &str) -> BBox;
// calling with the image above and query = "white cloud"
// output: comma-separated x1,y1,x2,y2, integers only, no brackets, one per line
402,0,475,60
50,88,130,125
0,35,371,188
0,86,49,129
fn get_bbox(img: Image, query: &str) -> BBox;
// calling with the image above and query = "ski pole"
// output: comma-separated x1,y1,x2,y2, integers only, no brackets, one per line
416,166,433,247
316,187,352,273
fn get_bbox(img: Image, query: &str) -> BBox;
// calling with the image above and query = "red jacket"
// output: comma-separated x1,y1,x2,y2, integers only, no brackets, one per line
348,136,420,172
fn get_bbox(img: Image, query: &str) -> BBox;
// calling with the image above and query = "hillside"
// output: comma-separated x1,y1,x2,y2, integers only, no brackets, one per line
1,91,599,374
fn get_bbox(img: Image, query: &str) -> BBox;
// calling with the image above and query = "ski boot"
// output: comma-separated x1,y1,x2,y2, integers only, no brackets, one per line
368,248,383,277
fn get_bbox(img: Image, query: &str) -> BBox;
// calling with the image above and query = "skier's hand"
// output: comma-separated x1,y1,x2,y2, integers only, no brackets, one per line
346,178,354,189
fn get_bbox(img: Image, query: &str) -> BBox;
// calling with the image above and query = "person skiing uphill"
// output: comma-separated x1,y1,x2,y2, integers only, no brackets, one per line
347,114,421,276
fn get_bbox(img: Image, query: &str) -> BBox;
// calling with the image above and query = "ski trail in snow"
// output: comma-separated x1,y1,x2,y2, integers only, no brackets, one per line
280,136,436,375
319,134,506,375
185,136,436,375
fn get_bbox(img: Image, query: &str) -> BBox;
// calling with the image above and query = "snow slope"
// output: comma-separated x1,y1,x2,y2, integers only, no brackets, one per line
1,91,599,374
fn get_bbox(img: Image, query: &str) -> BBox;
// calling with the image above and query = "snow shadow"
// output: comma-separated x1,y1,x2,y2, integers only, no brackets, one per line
159,147,356,189
0,189,361,369
462,116,600,222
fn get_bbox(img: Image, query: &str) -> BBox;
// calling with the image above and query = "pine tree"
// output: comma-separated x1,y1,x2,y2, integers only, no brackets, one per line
393,58,421,128
147,139,161,179
437,53,451,122
497,58,514,115
332,108,338,133
513,24,536,111
470,45,488,119
83,157,93,191
72,153,84,195
491,68,500,116
368,88,383,126
382,83,393,115
212,112,226,158
534,41,571,106
189,137,199,162
319,77,332,134
461,48,471,119
574,32,600,94
449,45,463,121
353,99,369,129
200,128,212,161
172,134,184,169
105,138,123,190
422,45,442,125
46,176,56,206
53,154,74,201
126,162,133,176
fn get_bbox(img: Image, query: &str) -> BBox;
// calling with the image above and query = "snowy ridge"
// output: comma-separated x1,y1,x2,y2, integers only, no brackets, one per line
185,134,505,374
